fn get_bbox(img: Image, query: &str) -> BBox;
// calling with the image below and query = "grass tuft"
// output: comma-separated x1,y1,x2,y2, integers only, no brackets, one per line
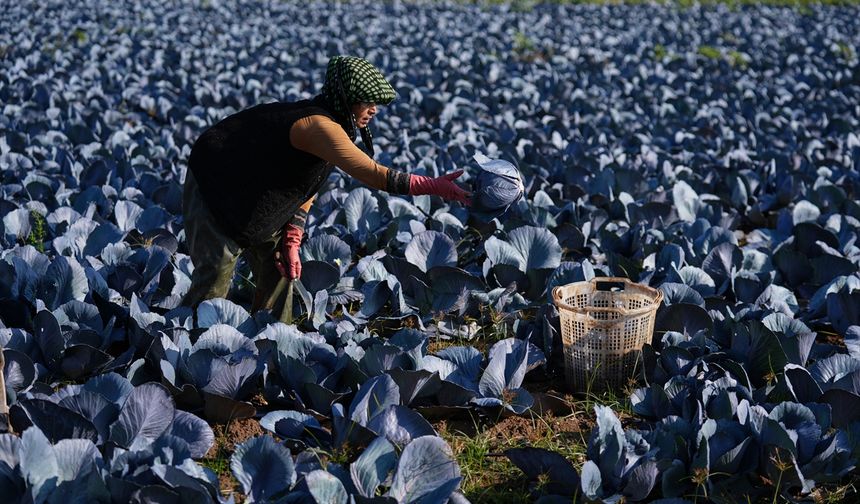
26,211,46,253
71,28,87,44
697,44,723,60
837,41,855,61
201,434,241,499
728,49,750,67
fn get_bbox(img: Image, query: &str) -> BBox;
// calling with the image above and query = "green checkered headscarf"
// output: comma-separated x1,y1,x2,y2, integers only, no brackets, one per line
321,56,396,156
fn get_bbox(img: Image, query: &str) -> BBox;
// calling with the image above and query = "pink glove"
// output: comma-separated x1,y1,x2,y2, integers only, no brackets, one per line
408,170,472,206
275,224,304,279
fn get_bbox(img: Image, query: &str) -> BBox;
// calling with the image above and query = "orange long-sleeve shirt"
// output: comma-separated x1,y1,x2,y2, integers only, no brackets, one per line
291,114,393,191
289,114,411,217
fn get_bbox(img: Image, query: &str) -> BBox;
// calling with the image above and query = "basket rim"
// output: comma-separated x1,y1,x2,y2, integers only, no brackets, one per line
551,277,664,316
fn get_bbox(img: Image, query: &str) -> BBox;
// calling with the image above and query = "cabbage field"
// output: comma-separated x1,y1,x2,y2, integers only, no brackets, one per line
2,0,860,502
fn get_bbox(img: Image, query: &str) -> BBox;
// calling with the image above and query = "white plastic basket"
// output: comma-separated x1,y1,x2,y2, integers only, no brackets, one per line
552,277,663,393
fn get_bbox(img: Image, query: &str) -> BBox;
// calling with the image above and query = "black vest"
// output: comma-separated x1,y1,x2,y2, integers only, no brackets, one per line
189,96,346,246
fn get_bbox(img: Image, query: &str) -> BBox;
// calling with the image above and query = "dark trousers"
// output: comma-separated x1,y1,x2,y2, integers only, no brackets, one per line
181,170,283,312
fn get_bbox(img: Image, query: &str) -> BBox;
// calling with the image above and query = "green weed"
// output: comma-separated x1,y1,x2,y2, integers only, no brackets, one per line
512,30,549,62
26,211,46,253
721,31,739,45
200,456,230,477
811,477,860,503
439,417,549,502
480,304,515,343
201,431,239,498
728,49,750,68
71,28,87,44
697,45,722,60
513,31,535,53
837,42,855,61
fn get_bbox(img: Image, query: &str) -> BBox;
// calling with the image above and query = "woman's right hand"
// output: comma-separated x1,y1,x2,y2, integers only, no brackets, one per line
275,224,304,280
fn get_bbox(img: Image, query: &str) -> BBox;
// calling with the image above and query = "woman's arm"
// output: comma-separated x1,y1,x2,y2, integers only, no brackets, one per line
290,195,315,229
290,115,410,194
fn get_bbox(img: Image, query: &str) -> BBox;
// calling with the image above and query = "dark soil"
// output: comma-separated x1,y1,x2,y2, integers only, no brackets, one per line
203,417,266,500
483,412,586,447
226,416,265,443
816,329,847,349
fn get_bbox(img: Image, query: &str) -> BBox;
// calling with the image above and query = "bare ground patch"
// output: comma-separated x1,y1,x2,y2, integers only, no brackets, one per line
202,417,266,500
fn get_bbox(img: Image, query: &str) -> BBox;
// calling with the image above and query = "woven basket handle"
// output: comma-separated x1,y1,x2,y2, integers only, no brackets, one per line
552,277,632,299
593,277,631,292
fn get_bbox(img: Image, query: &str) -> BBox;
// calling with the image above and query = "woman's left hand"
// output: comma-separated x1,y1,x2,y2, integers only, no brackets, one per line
408,170,472,206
